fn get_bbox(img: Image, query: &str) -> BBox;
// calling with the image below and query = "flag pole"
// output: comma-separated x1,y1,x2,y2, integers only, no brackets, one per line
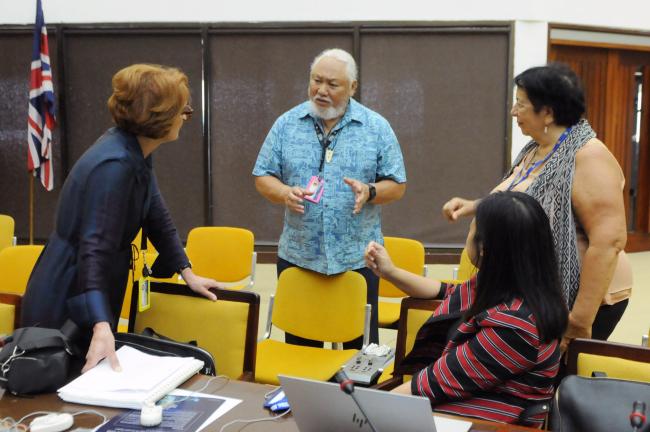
27,0,56,244
29,173,34,245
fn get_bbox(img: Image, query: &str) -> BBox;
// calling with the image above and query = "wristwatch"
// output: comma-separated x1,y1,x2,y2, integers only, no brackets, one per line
367,183,376,202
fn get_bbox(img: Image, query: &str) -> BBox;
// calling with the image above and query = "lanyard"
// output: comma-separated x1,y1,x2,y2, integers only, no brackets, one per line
313,120,342,174
507,127,572,191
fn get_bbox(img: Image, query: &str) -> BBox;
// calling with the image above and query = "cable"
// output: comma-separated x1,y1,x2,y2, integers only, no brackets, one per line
2,377,230,432
16,412,52,426
1,409,107,432
334,370,378,432
160,375,230,407
218,408,292,432
263,386,281,399
0,417,27,432
71,409,108,426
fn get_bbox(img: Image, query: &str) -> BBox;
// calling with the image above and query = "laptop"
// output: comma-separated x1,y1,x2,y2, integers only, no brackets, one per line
279,375,472,432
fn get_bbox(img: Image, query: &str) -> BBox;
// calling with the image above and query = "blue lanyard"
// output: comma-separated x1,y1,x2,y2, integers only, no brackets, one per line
507,127,572,191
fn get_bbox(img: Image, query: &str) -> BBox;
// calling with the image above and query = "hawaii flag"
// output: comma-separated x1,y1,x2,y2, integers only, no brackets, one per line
27,0,56,191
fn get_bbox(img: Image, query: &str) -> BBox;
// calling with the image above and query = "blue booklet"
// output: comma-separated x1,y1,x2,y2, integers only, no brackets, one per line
97,393,226,431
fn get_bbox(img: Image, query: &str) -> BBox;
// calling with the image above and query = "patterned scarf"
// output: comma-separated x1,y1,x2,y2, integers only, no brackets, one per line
506,119,595,308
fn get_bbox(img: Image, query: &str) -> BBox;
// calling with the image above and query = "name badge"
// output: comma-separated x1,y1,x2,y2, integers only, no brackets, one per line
138,275,151,312
304,175,325,204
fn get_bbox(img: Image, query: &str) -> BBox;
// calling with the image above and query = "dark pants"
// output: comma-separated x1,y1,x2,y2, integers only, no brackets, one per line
277,257,379,350
591,299,629,341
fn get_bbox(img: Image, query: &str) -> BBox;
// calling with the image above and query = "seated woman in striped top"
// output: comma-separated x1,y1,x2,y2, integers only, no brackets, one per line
364,191,568,427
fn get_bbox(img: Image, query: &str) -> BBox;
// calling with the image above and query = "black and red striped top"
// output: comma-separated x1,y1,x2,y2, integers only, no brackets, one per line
410,276,560,427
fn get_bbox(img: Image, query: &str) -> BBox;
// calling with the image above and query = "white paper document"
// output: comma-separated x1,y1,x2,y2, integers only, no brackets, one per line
58,345,203,409
169,389,242,432
434,415,473,432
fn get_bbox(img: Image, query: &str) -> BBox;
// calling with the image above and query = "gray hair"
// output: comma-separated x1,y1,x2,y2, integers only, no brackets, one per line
310,48,358,83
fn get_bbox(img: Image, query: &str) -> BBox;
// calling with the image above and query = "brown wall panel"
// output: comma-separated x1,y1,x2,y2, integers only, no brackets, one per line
63,33,204,240
0,33,61,242
361,32,510,245
1,24,513,249
209,32,354,243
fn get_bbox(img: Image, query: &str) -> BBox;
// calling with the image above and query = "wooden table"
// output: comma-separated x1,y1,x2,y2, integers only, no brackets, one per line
0,376,541,431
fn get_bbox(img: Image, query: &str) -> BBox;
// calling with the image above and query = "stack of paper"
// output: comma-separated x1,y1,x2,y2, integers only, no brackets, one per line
58,345,203,409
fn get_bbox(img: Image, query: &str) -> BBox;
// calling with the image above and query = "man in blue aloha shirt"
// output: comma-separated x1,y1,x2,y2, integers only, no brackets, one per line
253,48,407,349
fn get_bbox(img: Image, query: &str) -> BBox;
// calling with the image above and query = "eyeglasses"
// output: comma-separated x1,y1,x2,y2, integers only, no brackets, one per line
181,104,194,120
512,100,532,112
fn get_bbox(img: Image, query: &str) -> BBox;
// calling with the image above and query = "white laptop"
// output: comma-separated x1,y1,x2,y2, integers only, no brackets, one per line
279,375,472,432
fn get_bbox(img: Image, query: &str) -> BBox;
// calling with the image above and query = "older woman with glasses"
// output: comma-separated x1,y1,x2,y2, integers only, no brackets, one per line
442,63,631,352
21,64,221,373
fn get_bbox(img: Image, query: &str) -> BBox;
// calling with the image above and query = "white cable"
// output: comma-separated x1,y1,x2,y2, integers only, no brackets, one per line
16,412,52,426
5,409,107,432
71,409,108,426
0,417,26,432
218,408,292,432
160,375,229,407
263,386,281,399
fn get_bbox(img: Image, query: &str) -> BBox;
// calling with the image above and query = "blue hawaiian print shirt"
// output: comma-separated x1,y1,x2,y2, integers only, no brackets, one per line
253,99,406,275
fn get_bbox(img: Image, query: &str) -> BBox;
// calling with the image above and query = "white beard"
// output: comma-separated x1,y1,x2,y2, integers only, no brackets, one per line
309,99,347,121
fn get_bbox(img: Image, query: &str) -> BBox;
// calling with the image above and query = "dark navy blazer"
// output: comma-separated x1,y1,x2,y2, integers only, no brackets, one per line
21,128,189,330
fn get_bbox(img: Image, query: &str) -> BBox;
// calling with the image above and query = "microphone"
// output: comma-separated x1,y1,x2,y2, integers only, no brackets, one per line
335,370,355,395
630,401,646,431
334,370,378,432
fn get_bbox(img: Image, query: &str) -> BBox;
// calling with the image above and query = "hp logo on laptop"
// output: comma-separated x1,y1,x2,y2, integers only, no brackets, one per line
352,413,368,428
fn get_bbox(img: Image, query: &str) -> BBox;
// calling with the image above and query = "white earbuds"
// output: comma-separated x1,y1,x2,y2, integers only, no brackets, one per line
140,402,163,427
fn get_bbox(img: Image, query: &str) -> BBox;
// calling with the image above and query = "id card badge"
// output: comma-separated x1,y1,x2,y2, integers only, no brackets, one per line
138,275,151,312
303,176,325,203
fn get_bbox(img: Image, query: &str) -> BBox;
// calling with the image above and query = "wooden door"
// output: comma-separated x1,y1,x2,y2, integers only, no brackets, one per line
549,45,650,251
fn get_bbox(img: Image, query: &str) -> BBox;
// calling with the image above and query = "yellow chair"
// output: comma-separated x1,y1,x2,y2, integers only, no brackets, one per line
118,230,159,332
375,297,440,389
438,248,479,286
378,237,426,329
0,245,44,333
0,214,15,253
186,227,256,290
256,268,370,385
567,338,650,382
127,281,260,380
455,248,478,281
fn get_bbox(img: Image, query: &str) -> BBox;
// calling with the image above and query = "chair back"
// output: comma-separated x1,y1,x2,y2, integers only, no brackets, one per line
0,215,15,252
0,245,44,294
129,281,259,380
456,248,478,281
374,297,440,390
0,245,44,332
395,298,441,371
186,227,255,283
272,268,367,343
119,230,158,322
567,338,650,382
379,237,425,298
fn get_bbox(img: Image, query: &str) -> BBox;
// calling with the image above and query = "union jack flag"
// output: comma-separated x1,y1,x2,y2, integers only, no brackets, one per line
27,0,56,191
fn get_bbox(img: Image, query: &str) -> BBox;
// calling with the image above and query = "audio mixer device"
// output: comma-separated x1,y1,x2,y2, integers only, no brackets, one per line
341,343,394,386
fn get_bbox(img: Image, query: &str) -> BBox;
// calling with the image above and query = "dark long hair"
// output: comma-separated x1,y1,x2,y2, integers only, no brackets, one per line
514,63,585,127
465,191,568,343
